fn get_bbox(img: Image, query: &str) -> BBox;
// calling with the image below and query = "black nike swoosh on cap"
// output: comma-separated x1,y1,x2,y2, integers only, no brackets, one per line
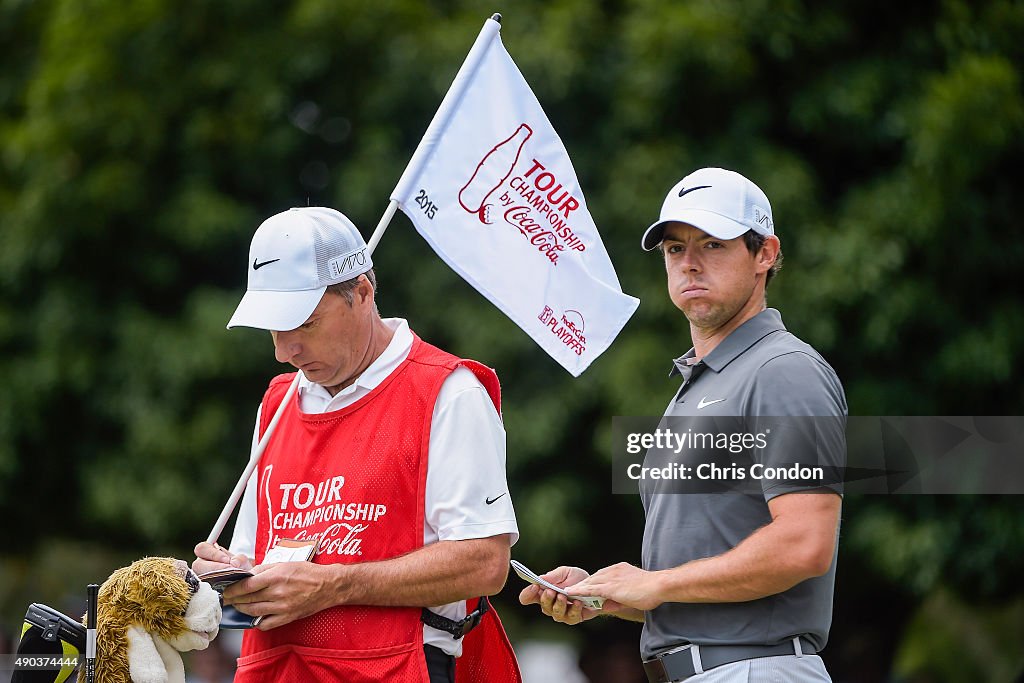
678,185,712,198
253,258,281,270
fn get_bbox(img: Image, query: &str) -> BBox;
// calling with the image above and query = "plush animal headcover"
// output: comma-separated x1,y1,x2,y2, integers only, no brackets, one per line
80,557,221,683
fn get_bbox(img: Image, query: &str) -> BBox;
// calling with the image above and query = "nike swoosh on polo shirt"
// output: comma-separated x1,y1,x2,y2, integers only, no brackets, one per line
697,397,726,409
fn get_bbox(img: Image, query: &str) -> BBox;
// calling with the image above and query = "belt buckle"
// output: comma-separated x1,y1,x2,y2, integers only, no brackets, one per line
660,642,694,658
643,643,694,683
453,610,482,639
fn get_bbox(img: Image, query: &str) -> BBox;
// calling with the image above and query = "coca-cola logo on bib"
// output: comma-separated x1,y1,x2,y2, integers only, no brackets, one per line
262,467,387,558
459,124,589,265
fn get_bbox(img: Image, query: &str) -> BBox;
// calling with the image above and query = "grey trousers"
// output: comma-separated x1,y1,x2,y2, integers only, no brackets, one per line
686,654,831,682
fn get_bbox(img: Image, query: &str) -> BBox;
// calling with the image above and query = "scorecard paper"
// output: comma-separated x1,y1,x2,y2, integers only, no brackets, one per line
510,559,605,610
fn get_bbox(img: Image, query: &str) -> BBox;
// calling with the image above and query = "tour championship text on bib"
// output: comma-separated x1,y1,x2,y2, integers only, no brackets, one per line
253,376,424,567
264,473,388,557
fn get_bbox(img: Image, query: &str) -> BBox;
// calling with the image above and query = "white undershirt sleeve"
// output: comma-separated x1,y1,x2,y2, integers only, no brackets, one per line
423,366,519,546
421,365,519,655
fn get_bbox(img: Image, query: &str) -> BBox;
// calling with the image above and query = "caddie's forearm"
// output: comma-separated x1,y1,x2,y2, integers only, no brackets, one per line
330,535,512,607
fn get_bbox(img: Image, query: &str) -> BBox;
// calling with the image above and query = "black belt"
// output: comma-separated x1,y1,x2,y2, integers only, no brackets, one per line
420,596,490,638
643,636,816,682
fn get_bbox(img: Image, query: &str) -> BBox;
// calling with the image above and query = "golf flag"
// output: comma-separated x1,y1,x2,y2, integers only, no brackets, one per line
390,16,639,376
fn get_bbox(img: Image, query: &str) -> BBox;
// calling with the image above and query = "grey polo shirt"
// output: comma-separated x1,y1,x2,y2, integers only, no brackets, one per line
640,308,847,660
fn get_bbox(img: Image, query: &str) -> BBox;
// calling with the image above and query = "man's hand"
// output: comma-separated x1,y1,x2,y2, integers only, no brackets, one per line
223,561,342,631
519,566,596,625
192,541,254,575
569,562,664,611
518,566,637,625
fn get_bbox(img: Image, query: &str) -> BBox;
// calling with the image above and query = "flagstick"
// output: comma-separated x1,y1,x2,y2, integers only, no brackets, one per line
370,14,503,259
367,199,399,253
206,372,300,544
390,13,503,204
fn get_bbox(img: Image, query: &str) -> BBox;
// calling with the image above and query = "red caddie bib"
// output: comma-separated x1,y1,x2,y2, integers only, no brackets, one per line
234,334,521,683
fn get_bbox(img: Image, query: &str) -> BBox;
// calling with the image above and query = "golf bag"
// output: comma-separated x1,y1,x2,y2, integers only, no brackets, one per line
10,603,86,683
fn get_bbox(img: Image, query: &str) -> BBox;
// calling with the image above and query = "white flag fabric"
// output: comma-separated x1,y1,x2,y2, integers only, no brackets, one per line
391,17,639,376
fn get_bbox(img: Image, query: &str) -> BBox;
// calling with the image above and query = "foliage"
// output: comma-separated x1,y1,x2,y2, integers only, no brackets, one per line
1,0,1022,676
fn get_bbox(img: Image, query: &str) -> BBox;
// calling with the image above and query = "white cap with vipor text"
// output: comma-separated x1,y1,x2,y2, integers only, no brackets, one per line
227,207,373,331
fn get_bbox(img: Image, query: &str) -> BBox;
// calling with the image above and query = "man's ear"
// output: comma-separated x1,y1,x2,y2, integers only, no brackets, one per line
356,274,375,305
757,235,781,274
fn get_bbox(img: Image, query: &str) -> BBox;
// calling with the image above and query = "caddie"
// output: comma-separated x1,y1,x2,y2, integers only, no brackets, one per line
194,207,520,683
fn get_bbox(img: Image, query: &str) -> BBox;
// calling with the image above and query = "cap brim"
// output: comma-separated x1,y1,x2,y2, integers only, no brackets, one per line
226,287,326,331
642,210,750,250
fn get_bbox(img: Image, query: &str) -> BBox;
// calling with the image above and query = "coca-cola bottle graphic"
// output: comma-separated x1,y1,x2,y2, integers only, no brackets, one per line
459,123,533,220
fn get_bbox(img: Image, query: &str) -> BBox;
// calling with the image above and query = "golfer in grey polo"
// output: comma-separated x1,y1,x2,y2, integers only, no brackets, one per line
520,168,847,683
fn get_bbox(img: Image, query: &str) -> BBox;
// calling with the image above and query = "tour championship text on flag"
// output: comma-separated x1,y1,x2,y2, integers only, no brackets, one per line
390,16,639,376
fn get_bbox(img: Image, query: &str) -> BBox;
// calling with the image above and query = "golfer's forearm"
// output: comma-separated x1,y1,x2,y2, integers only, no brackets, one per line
656,518,835,603
651,493,840,605
330,535,512,607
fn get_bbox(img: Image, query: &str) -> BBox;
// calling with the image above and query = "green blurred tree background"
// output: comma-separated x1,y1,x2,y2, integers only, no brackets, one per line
1,0,1022,680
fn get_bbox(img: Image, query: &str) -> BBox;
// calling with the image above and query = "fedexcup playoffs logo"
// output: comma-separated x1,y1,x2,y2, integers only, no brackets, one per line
458,124,589,265
538,306,587,356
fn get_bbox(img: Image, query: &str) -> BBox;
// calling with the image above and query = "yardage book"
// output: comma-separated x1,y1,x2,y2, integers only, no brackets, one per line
199,537,319,629
198,568,263,629
510,559,605,610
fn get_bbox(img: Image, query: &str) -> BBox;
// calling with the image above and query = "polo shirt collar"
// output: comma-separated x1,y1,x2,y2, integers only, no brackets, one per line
669,348,700,380
669,308,786,376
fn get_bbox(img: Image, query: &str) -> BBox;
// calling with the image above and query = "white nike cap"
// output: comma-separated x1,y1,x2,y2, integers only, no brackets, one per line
227,207,373,331
641,167,774,251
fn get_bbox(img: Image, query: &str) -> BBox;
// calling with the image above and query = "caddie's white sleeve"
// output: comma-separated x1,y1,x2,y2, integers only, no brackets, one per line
424,366,519,546
227,404,261,560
